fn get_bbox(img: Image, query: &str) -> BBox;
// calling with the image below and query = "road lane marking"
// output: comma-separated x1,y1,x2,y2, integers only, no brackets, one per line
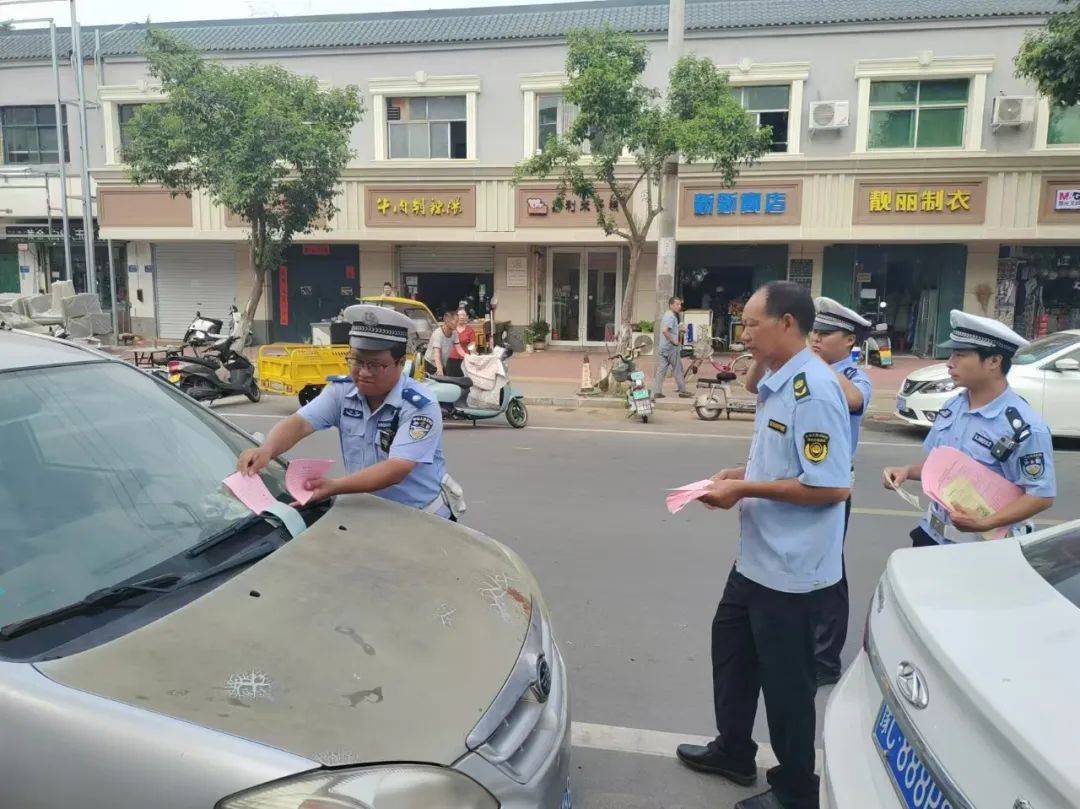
570,721,821,773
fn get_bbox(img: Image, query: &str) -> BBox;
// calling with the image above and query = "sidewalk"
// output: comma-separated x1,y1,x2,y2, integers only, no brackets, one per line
509,348,941,413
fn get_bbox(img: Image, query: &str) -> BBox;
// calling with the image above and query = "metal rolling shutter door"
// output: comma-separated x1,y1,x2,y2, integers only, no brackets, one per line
154,243,241,338
398,244,495,274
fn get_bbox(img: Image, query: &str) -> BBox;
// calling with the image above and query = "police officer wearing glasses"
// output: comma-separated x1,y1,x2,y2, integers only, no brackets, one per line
237,305,458,519
883,310,1055,545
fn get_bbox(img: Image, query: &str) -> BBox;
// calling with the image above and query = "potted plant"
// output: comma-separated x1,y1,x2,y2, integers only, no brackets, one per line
526,319,550,351
631,319,655,355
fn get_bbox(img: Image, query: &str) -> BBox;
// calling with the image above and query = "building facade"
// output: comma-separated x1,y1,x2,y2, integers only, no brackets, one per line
2,0,1079,353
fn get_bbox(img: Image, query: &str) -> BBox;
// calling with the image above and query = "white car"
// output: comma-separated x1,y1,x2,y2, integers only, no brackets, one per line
821,522,1080,809
894,330,1080,437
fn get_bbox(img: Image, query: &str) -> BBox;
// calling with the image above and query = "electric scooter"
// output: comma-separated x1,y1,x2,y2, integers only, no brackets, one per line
610,337,653,423
424,346,528,428
165,310,260,403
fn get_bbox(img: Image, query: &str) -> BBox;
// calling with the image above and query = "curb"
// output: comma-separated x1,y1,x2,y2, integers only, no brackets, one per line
522,394,905,421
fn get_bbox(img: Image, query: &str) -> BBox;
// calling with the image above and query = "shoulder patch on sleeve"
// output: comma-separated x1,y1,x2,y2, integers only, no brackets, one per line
1019,452,1045,480
403,386,431,408
843,366,858,380
793,372,810,401
803,431,830,463
408,414,434,440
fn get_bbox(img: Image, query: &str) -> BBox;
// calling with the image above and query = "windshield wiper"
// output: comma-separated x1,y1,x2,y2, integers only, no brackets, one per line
0,540,278,641
186,512,268,558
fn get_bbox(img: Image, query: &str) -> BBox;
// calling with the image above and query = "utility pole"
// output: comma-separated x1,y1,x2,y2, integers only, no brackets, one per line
70,2,97,297
655,0,684,328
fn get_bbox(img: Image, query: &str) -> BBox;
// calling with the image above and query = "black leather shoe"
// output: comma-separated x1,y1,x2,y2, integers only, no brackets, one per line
654,393,667,399
733,789,787,809
675,740,757,786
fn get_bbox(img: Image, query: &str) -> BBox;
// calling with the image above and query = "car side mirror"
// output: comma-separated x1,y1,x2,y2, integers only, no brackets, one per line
1052,358,1080,372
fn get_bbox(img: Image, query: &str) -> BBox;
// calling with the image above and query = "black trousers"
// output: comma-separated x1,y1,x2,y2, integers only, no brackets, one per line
813,497,852,677
910,526,938,547
712,567,823,809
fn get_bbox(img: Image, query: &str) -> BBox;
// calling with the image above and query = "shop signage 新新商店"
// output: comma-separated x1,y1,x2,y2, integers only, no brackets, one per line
852,179,986,225
364,186,476,228
678,180,802,227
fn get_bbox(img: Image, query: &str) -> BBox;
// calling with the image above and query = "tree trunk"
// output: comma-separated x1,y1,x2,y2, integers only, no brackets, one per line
616,240,643,354
235,239,268,349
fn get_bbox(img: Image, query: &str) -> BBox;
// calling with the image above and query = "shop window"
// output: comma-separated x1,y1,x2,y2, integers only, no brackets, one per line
387,95,467,159
735,84,790,153
1048,104,1080,146
1,105,69,164
868,79,968,149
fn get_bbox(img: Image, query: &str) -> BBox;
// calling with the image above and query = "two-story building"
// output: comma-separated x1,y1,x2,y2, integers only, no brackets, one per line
2,0,1078,353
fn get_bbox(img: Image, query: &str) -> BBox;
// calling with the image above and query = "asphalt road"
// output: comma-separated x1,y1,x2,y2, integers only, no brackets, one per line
216,397,1080,809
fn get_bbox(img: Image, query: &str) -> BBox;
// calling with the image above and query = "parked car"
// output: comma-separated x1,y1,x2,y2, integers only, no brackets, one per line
0,329,570,809
821,521,1080,809
894,330,1080,437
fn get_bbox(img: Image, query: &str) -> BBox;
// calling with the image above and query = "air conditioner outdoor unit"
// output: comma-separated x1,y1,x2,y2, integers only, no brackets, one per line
809,100,850,130
992,96,1036,127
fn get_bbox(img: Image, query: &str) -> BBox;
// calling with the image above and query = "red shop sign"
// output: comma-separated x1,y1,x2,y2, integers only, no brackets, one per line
303,244,331,256
278,265,289,326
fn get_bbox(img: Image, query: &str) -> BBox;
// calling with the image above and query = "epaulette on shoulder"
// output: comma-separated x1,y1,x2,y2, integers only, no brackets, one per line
793,371,810,401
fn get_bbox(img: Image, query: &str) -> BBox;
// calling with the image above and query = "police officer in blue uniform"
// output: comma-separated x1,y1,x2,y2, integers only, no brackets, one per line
237,305,458,519
808,297,872,687
677,282,851,809
884,310,1055,545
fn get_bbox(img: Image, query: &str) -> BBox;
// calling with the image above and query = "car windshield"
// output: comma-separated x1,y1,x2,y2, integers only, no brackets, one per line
1023,527,1080,610
1013,333,1080,366
0,361,288,629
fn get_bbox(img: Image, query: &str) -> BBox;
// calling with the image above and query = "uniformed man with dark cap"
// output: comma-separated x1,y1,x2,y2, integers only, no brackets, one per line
808,297,873,687
884,310,1055,545
237,304,459,519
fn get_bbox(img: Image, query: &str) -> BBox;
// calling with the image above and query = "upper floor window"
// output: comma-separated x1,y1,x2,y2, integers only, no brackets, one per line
117,103,146,152
734,85,790,153
1048,104,1080,146
1,105,69,164
868,79,969,149
536,93,580,152
387,95,467,159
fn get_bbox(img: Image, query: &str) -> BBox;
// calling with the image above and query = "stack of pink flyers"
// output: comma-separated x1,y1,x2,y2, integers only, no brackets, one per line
921,446,1022,540
666,479,714,514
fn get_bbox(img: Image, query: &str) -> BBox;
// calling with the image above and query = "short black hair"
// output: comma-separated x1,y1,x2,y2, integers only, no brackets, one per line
389,342,407,361
976,346,1012,375
761,281,815,335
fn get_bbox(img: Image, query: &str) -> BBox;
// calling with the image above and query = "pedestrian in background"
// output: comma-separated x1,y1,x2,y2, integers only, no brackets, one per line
653,296,692,400
448,307,477,377
676,281,850,809
883,310,1055,546
807,297,872,688
424,312,459,377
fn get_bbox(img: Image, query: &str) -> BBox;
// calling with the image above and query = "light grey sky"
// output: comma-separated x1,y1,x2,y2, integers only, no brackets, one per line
9,0,570,27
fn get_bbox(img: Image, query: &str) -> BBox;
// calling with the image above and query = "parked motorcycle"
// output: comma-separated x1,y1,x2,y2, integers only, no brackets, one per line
610,336,654,423
424,346,528,428
164,310,260,403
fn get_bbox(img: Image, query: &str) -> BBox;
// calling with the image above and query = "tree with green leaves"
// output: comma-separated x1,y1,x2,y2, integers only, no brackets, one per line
1016,1,1080,106
124,29,363,344
515,27,771,348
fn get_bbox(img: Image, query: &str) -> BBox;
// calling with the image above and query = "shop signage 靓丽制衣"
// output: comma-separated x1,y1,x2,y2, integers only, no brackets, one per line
853,179,986,225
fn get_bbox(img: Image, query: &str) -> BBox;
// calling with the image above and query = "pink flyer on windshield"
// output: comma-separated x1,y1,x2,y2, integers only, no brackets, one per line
286,459,335,505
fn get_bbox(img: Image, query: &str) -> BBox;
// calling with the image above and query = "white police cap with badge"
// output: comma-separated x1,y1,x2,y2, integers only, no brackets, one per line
813,297,872,334
342,304,416,351
938,310,1028,356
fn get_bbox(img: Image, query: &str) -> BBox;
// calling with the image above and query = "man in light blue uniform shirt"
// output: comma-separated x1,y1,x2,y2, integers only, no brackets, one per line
237,305,457,519
885,310,1055,545
676,282,850,809
807,297,873,686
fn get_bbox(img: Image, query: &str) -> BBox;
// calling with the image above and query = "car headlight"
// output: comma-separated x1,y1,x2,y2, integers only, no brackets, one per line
217,764,499,809
922,380,956,393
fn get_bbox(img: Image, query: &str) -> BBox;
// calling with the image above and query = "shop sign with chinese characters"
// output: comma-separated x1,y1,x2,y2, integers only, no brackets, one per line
364,186,476,228
1038,179,1080,224
678,181,802,227
515,186,626,228
853,179,986,225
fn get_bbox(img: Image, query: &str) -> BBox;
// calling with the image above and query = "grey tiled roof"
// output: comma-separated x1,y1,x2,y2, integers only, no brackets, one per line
0,0,1055,62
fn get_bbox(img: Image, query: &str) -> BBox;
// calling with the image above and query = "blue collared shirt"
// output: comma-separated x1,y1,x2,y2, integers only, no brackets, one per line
919,387,1056,544
297,374,447,512
737,348,852,593
831,355,873,453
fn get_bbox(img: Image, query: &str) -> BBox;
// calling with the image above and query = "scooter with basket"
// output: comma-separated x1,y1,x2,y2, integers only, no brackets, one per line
610,335,655,423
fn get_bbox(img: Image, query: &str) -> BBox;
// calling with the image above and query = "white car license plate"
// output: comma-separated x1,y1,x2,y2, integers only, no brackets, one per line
896,395,907,412
873,702,954,809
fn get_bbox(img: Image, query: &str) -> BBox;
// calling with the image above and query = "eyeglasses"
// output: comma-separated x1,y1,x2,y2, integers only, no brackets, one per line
346,357,395,373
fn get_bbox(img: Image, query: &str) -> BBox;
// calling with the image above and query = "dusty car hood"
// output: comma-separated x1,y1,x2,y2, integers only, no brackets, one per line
37,497,536,767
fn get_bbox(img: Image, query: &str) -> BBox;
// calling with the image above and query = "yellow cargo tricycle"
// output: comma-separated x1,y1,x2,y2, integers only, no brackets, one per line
257,296,436,406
